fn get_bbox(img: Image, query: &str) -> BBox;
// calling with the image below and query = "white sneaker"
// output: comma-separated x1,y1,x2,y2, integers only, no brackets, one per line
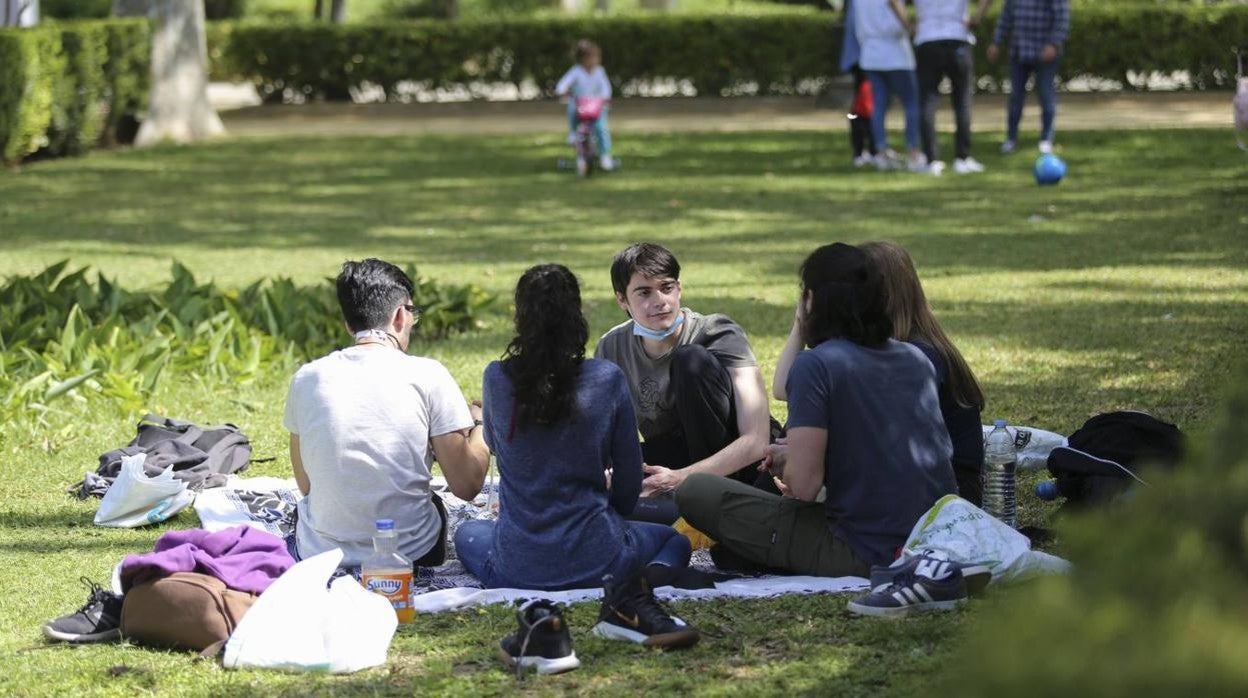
1038,140,1054,154
926,160,947,176
853,154,873,168
1000,139,1016,154
907,153,931,173
954,157,985,174
600,155,615,171
874,150,903,171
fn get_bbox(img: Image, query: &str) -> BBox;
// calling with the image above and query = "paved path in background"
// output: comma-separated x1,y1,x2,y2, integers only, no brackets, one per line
220,92,1234,138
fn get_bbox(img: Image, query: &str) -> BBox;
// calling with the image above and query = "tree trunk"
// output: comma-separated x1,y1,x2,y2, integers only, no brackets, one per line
135,0,225,147
313,0,324,19
112,0,149,16
330,0,345,22
2,0,36,26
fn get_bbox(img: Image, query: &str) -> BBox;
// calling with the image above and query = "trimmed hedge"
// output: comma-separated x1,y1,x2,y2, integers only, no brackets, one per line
0,29,61,163
208,12,839,100
208,4,1248,101
0,20,149,165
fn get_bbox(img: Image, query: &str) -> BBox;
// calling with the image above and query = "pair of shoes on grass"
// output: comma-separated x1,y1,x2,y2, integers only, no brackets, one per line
498,571,700,676
42,577,124,643
847,551,991,618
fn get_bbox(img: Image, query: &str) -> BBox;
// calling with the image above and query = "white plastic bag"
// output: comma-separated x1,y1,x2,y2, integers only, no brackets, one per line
223,549,397,674
902,495,1071,585
94,453,196,528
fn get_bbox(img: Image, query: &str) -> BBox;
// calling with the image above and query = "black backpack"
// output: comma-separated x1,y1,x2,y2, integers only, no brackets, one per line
73,414,253,499
1046,411,1184,510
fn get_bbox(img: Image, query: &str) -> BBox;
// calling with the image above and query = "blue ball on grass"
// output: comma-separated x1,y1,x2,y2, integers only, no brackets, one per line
1033,153,1067,185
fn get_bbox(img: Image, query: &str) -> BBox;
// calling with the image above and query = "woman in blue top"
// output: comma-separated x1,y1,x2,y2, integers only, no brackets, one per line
454,264,692,591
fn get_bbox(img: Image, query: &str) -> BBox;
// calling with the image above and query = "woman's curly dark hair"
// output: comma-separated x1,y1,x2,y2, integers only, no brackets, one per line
503,264,588,429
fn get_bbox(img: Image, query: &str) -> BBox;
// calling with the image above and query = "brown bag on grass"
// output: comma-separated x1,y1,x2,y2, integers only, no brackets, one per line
120,572,258,651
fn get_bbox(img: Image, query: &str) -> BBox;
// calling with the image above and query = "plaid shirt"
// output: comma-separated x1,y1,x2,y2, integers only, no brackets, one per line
993,0,1071,63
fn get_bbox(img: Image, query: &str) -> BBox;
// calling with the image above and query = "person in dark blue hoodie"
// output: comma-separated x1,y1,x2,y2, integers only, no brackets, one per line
454,264,692,592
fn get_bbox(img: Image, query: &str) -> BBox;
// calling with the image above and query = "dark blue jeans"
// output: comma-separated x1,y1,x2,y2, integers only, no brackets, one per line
1008,58,1059,143
454,519,691,590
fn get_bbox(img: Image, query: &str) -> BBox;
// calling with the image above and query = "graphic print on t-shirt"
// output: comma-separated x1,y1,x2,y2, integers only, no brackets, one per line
637,376,663,417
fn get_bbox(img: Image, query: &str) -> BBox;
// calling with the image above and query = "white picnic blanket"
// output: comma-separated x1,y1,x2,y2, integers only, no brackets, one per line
411,566,868,612
192,423,1065,612
194,478,869,610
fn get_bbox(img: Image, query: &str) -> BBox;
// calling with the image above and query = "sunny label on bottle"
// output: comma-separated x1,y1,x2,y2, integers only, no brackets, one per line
363,570,415,624
362,518,416,623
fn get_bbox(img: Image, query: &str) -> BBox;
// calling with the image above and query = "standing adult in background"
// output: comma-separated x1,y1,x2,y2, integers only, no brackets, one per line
855,0,927,173
284,259,490,570
913,0,995,175
987,0,1070,154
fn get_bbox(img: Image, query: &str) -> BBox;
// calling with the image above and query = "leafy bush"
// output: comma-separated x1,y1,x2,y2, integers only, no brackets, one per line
208,10,838,100
101,19,151,145
0,19,148,164
0,28,61,163
205,0,250,19
381,0,458,19
940,365,1248,696
41,0,112,19
47,23,109,157
0,262,495,434
208,3,1248,101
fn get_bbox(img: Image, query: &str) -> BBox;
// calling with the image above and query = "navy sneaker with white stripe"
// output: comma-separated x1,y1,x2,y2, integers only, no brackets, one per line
848,556,969,618
869,551,991,598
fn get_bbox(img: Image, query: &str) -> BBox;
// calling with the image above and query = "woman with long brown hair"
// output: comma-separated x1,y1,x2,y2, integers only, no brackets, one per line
859,240,985,505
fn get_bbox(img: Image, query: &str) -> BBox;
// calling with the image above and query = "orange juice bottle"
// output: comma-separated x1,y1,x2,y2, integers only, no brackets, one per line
361,519,415,623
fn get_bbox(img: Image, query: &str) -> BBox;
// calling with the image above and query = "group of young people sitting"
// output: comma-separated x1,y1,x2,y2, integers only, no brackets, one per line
283,240,985,650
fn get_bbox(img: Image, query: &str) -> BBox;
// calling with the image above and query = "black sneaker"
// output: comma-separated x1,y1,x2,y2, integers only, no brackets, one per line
848,556,968,618
592,573,700,648
869,551,991,597
42,577,124,643
498,600,580,676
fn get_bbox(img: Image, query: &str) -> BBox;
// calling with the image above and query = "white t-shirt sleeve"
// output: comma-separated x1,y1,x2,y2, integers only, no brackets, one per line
555,66,580,96
595,67,612,98
282,369,306,434
423,361,474,437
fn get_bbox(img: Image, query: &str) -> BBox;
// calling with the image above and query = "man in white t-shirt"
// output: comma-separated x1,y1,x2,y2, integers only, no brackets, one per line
283,259,490,569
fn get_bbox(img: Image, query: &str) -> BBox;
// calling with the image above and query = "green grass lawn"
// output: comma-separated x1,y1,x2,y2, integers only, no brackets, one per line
1,126,1246,696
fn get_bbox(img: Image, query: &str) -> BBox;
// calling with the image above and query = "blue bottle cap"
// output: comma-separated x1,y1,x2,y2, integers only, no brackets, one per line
1035,480,1059,501
376,519,395,530
994,419,1008,427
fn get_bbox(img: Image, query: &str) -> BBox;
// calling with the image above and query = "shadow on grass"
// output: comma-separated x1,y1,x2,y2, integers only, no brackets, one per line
2,131,1245,282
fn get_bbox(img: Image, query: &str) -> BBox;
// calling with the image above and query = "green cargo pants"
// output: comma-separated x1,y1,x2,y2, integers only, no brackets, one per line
675,472,870,577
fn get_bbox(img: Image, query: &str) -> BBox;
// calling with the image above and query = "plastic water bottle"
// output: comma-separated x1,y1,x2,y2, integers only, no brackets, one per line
361,519,415,624
982,419,1018,528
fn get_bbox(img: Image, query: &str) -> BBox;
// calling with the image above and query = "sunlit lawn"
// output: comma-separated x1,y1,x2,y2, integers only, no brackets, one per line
0,126,1245,696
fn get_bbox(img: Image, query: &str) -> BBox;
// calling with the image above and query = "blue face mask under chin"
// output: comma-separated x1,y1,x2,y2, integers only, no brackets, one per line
632,312,684,340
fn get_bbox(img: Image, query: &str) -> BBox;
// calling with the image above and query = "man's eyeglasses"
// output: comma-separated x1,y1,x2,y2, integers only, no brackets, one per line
403,304,421,322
